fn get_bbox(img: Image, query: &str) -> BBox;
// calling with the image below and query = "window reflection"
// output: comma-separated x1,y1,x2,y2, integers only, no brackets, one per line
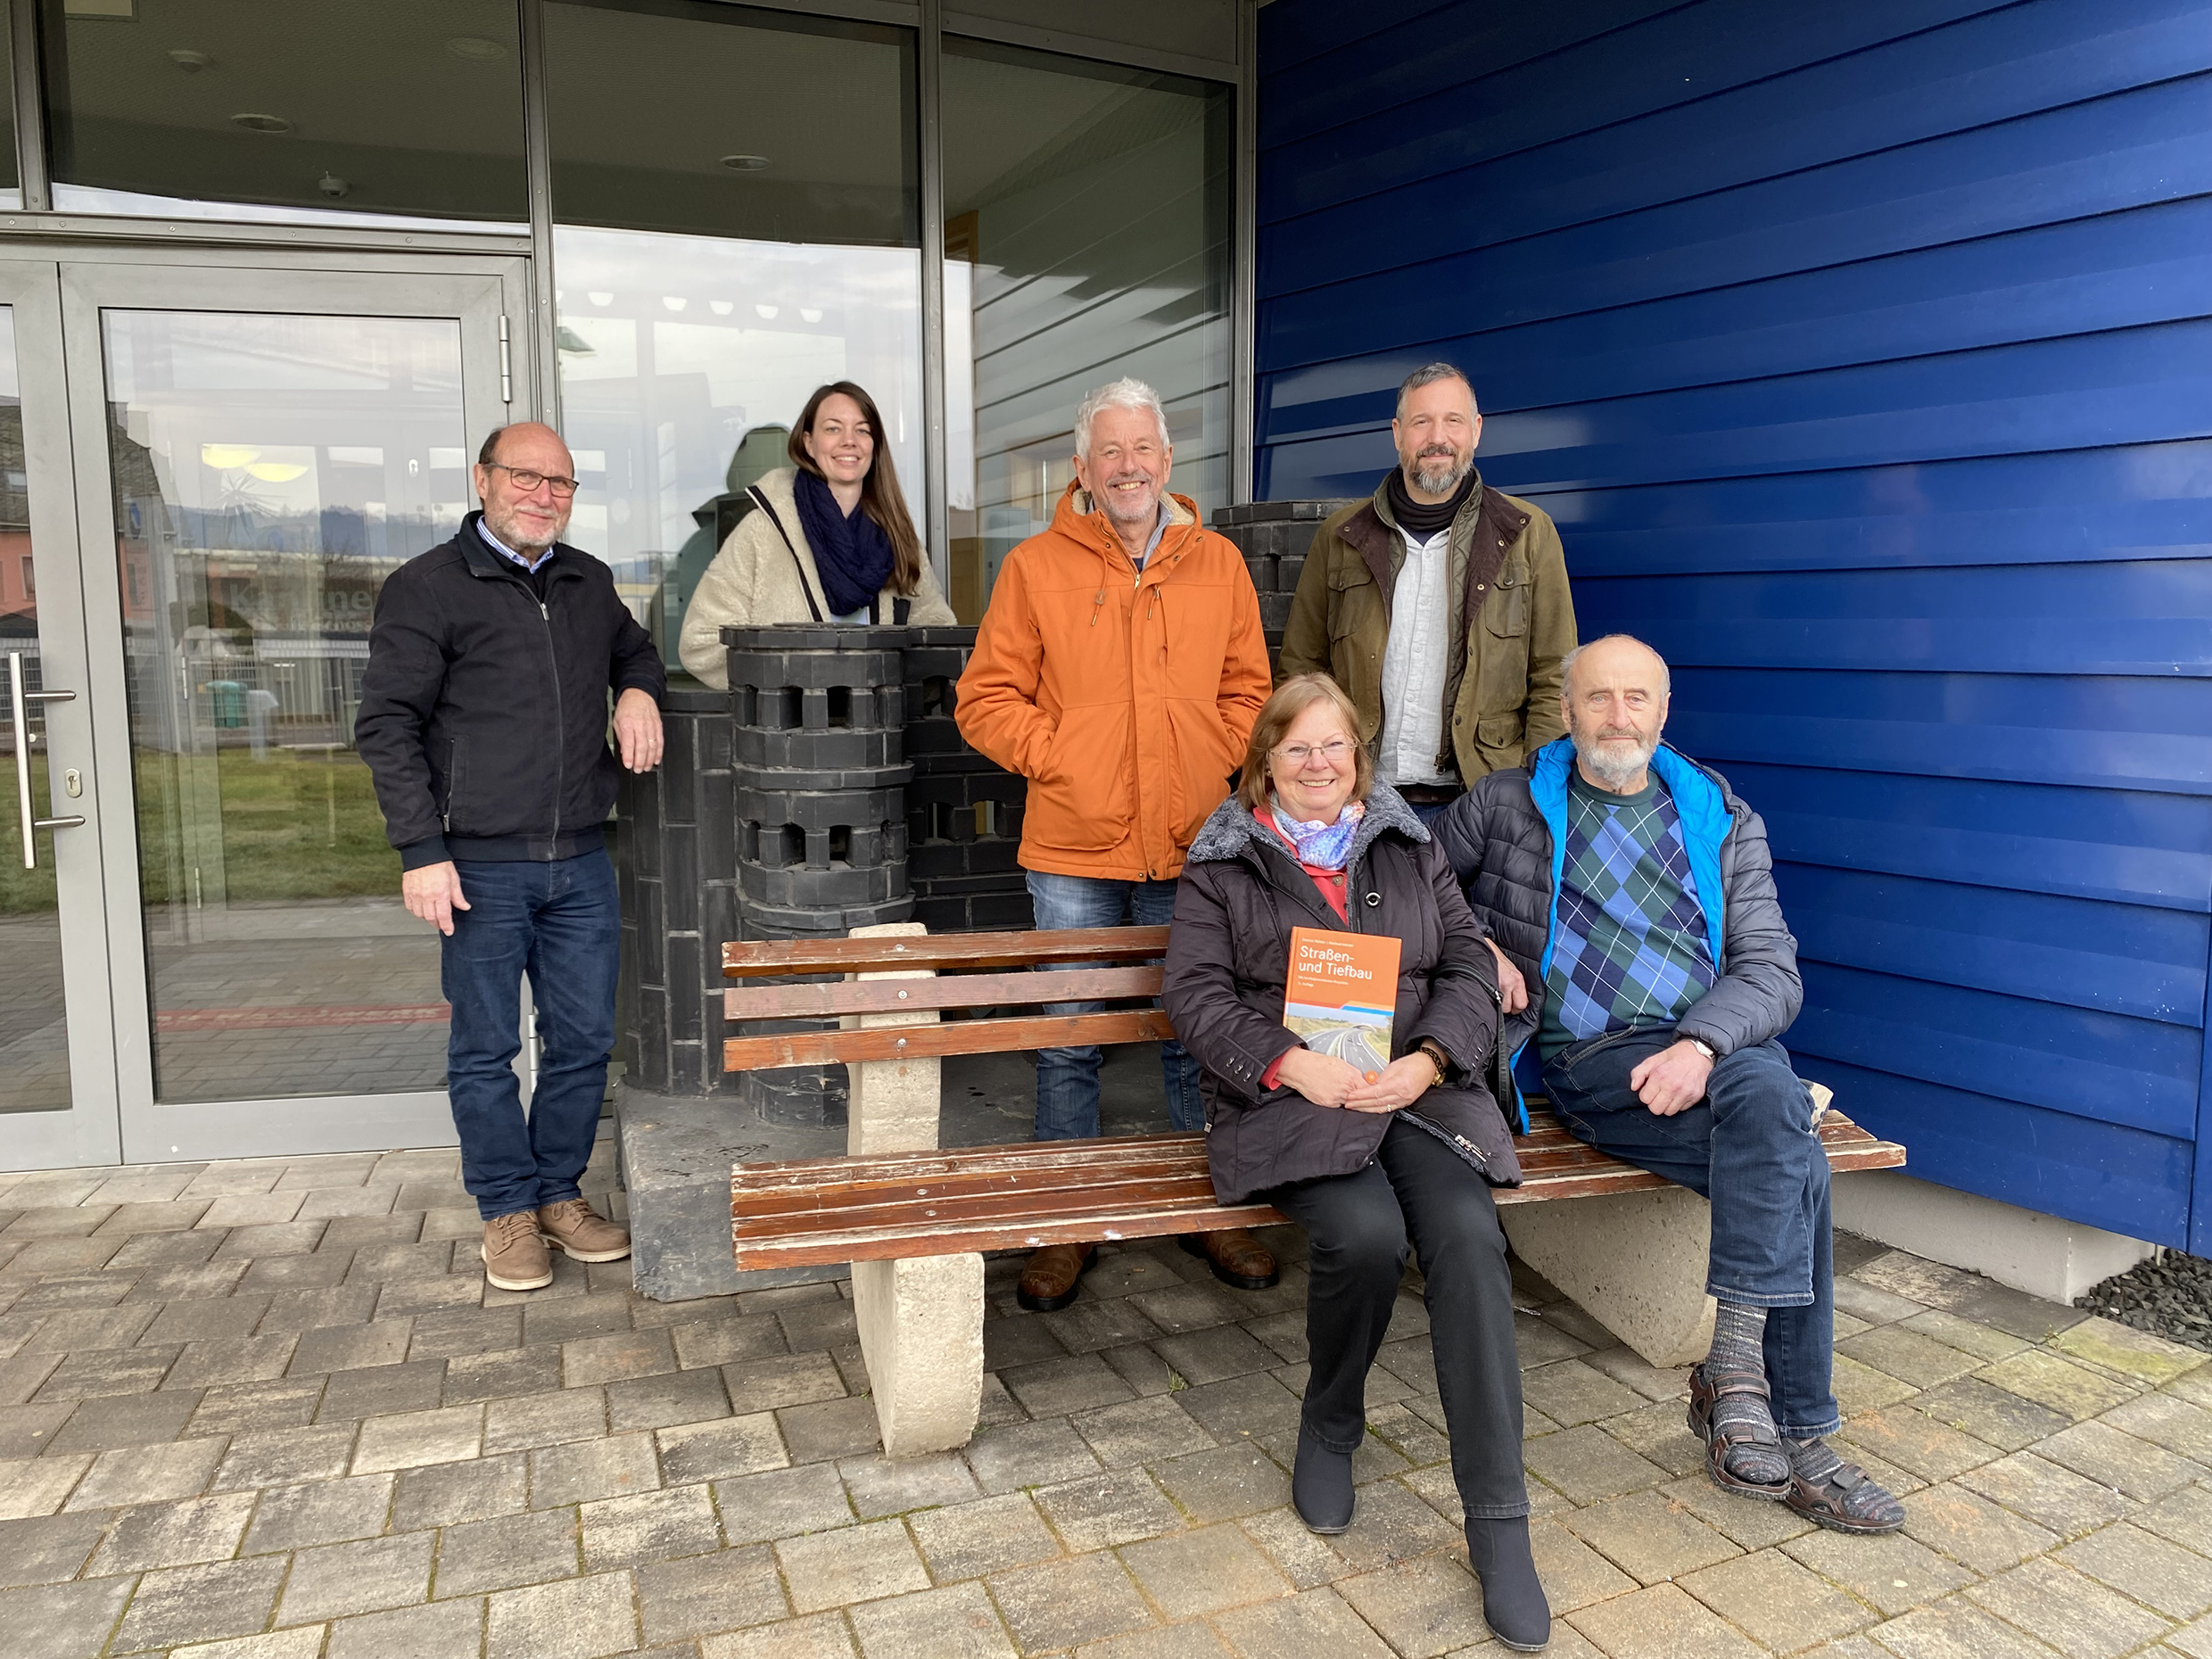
40,0,524,227
103,311,468,1103
942,39,1233,620
545,1,921,666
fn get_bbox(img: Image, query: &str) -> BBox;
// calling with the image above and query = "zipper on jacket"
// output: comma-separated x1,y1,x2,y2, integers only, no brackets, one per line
539,597,565,845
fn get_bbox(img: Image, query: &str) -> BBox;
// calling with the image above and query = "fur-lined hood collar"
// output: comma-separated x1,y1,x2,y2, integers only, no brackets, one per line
1187,780,1429,867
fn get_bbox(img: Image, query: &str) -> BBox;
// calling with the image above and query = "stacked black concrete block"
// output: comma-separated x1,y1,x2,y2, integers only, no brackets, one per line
1211,499,1355,651
615,683,739,1099
902,626,1034,934
723,624,914,1126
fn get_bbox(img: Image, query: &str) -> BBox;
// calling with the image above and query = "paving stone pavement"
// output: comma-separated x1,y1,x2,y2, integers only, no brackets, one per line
1,1127,2206,1658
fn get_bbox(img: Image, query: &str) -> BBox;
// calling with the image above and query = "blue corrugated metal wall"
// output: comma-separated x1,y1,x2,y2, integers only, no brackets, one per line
1253,0,2212,1251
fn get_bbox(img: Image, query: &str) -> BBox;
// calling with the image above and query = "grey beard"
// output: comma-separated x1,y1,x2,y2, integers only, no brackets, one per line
1573,731,1657,789
1410,453,1471,497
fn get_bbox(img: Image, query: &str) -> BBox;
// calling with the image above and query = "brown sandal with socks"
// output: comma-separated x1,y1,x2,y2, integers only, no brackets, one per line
1687,1362,1791,1500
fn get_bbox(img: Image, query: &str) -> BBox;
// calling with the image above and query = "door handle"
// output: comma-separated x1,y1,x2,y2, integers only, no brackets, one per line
7,649,87,871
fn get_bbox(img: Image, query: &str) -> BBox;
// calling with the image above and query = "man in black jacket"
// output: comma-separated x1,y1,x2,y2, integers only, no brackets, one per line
358,422,665,1292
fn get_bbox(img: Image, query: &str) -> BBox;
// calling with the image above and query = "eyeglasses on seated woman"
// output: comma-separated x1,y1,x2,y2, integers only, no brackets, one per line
1161,672,1550,1653
676,380,956,689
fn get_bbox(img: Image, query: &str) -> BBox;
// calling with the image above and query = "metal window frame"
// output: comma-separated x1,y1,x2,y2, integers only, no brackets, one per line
0,0,1260,516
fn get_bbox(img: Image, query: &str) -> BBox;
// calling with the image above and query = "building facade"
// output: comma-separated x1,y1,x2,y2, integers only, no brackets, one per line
1,0,1247,1169
1253,0,2212,1261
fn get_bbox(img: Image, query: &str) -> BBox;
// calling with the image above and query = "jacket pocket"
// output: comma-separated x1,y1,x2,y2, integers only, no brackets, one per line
441,738,466,832
1484,565,1531,638
1473,710,1524,761
1166,700,1240,849
1028,702,1135,854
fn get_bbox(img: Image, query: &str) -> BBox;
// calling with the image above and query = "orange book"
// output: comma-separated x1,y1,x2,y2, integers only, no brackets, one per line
1283,926,1401,1081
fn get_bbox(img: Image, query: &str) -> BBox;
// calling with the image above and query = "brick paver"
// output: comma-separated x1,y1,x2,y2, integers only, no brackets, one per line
0,1122,2205,1657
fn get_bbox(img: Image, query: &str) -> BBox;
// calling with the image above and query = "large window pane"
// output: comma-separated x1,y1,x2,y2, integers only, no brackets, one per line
547,0,920,666
942,38,1232,621
41,0,524,228
103,310,468,1104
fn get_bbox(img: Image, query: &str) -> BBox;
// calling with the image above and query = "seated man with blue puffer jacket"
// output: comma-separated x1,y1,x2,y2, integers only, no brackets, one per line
1432,633,1904,1536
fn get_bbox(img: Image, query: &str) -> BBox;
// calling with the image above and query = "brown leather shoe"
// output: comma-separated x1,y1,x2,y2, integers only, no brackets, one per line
1017,1242,1096,1312
537,1197,631,1263
1181,1227,1279,1291
481,1210,553,1292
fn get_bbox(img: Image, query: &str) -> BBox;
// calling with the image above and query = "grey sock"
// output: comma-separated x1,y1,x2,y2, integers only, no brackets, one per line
1704,1303,1787,1485
1787,1436,1844,1484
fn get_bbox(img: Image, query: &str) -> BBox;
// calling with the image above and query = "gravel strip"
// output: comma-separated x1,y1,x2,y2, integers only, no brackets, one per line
2076,1250,2212,1353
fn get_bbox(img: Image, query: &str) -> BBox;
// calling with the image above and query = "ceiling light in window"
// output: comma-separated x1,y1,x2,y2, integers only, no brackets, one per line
800,308,823,324
710,301,733,317
588,292,613,307
245,463,309,483
720,154,770,173
168,48,210,71
662,296,687,312
447,36,507,61
755,304,780,320
230,112,293,134
202,444,260,469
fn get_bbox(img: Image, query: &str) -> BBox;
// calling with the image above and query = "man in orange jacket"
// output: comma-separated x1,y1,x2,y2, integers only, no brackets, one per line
958,376,1276,1311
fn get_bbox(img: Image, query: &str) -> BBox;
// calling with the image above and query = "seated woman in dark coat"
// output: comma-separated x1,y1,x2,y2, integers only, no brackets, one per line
1163,673,1549,1653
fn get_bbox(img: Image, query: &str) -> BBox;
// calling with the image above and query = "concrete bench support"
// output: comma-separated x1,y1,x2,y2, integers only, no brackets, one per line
1500,1185,1716,1369
841,923,985,1457
1499,1082,1836,1369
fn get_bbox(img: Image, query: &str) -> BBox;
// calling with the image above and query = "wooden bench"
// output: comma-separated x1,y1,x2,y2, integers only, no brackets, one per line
723,923,1905,1455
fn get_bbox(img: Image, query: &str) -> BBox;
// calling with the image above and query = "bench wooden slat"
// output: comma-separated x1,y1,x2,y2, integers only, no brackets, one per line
725,965,1163,1022
723,926,1170,978
731,1114,1908,1269
723,1009,1172,1073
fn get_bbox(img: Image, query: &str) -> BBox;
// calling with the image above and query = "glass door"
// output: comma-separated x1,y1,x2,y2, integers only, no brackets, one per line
0,262,121,1170
57,259,524,1163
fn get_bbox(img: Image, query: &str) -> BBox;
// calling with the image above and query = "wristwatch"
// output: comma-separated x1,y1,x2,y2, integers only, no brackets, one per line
1416,1040,1449,1086
1684,1036,1717,1061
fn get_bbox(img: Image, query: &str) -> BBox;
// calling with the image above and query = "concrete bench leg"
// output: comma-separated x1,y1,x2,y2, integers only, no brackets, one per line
853,1253,985,1457
840,922,983,1456
1499,1186,1716,1369
1500,1083,1839,1370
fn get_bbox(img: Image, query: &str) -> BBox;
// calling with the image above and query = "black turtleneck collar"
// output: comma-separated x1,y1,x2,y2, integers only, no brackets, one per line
1386,465,1477,540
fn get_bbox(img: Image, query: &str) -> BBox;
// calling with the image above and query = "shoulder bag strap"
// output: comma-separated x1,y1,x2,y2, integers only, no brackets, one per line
747,485,823,623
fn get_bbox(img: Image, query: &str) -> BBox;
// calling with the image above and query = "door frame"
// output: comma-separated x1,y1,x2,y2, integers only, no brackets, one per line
46,247,534,1164
0,258,122,1170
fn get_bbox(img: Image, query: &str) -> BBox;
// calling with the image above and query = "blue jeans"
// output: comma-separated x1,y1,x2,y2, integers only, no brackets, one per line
1023,871,1203,1140
1541,1027,1841,1438
443,851,622,1220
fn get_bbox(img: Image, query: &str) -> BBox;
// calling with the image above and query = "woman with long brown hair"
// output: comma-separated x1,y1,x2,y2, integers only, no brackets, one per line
679,381,953,687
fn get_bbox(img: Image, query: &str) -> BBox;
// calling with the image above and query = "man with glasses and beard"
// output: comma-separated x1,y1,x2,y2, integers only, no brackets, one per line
1279,362,1576,826
1432,633,1909,1541
358,422,664,1294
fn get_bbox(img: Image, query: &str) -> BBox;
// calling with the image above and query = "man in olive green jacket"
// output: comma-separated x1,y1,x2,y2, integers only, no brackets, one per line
1278,364,1577,816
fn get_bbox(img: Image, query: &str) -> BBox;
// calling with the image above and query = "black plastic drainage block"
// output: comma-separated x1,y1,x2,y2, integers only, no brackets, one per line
722,624,915,1126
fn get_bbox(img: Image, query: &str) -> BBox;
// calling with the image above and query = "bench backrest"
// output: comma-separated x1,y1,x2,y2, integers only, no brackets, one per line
721,925,1171,1075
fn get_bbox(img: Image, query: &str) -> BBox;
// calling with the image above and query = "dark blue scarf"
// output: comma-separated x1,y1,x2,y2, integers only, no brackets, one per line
793,467,895,618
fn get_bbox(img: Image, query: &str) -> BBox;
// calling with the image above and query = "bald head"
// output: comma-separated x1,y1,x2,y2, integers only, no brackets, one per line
1559,634,1670,793
474,423,577,554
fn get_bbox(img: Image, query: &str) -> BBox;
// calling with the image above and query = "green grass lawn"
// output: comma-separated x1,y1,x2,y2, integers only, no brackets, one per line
2,746,404,915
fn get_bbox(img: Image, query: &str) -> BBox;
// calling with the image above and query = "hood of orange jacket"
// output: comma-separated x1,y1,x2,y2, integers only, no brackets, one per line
953,482,1272,881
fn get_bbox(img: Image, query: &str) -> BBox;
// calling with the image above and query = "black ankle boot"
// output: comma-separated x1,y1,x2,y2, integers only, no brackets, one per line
1465,1515,1550,1651
1291,1424,1356,1534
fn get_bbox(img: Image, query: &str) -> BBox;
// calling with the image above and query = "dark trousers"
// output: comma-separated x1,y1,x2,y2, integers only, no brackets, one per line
1265,1115,1529,1519
442,851,622,1221
1541,1027,1841,1438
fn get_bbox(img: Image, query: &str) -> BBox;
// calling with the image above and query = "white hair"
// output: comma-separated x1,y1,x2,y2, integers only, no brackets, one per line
1073,376,1170,458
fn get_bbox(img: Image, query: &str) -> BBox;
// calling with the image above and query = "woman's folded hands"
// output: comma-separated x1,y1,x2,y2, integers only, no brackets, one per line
1275,1046,1438,1114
